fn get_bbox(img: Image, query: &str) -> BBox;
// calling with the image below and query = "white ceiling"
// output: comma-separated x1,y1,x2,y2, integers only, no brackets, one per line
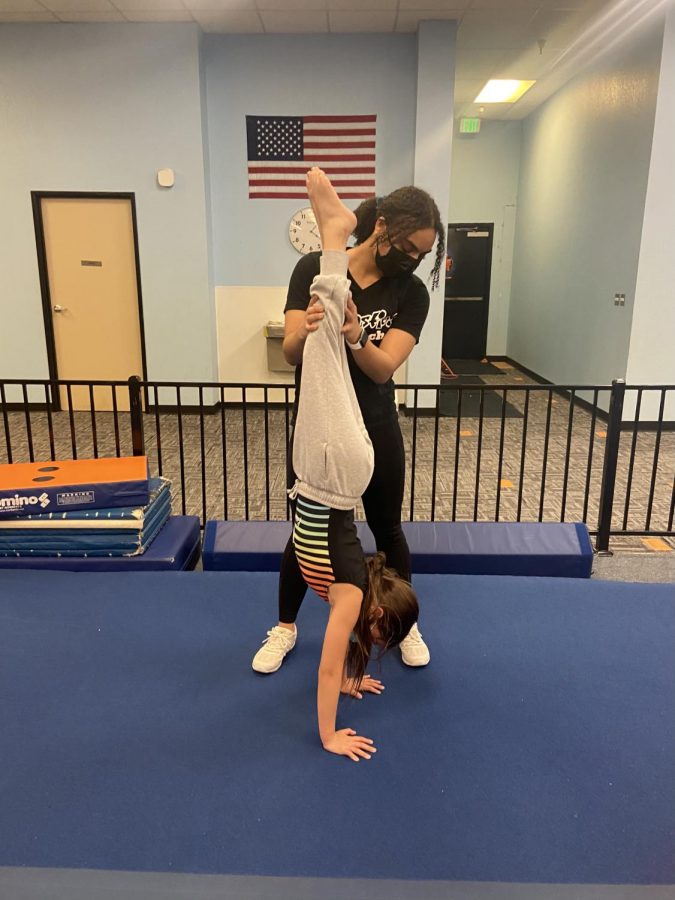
0,0,654,120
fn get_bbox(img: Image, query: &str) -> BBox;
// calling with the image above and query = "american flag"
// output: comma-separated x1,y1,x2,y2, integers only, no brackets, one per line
246,114,376,200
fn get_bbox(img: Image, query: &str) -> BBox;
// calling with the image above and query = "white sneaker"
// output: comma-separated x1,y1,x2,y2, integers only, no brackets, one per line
400,623,430,667
252,625,297,674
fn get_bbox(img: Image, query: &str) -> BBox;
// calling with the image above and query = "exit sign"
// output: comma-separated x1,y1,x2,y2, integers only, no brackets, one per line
459,117,481,134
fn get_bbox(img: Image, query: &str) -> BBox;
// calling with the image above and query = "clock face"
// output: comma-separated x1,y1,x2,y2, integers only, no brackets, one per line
289,207,321,254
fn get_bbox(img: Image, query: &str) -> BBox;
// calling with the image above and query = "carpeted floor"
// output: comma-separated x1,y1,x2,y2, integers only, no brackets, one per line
442,358,504,376
438,377,524,419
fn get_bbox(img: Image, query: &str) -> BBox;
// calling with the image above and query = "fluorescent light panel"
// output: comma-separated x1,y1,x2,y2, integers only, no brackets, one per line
474,80,536,103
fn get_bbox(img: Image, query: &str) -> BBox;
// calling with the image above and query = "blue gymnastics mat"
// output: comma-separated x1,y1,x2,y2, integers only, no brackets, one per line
202,520,593,577
0,570,673,887
0,515,200,570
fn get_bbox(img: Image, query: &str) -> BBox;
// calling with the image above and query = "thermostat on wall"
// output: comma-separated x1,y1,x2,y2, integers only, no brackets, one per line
157,168,175,188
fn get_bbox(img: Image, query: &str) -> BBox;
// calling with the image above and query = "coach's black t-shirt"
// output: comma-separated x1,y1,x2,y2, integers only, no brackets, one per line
285,251,430,426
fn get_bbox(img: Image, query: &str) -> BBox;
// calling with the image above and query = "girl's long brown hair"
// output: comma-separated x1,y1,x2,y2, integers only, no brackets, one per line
344,552,419,692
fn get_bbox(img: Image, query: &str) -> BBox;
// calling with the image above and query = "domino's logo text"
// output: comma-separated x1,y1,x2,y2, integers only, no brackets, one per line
0,492,51,512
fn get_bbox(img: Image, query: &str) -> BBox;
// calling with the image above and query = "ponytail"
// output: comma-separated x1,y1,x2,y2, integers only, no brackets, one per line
352,197,379,245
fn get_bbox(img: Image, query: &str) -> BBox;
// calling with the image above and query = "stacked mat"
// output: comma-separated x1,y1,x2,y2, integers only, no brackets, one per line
0,477,172,558
0,456,174,559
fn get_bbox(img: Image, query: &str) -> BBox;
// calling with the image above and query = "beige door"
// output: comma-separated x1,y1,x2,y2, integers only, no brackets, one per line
42,197,144,412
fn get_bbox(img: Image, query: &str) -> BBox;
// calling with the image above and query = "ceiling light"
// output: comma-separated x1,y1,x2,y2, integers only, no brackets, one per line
474,80,536,103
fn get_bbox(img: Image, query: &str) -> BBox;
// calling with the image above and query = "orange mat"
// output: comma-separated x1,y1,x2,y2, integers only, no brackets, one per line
0,456,149,516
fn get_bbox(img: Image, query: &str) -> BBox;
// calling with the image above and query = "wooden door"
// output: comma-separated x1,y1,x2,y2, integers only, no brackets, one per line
40,196,144,411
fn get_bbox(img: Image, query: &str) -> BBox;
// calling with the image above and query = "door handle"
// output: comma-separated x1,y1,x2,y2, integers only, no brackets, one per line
52,305,68,313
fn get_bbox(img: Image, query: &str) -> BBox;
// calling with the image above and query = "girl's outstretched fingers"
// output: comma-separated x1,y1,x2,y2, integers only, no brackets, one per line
341,675,385,699
323,728,377,762
361,675,384,695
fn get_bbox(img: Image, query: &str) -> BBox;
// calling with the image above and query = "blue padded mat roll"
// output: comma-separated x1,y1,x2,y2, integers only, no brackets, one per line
0,571,673,884
202,520,594,577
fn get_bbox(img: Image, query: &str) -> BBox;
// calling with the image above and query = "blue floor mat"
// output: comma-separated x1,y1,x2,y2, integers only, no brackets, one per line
0,570,673,884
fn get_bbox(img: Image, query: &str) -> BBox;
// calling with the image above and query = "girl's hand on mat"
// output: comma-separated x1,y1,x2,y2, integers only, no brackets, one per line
341,675,384,700
341,294,360,344
323,729,377,762
303,296,324,336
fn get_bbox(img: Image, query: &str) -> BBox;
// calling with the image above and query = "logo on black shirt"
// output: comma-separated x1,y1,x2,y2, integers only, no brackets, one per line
358,309,397,343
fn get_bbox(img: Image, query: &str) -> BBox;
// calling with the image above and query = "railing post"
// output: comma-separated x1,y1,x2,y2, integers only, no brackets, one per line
595,379,625,554
49,377,61,413
128,375,145,457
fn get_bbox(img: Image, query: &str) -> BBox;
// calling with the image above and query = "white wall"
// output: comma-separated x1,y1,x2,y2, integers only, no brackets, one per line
214,286,411,395
449,120,522,355
0,24,215,384
508,17,664,386
215,286,291,389
626,3,675,420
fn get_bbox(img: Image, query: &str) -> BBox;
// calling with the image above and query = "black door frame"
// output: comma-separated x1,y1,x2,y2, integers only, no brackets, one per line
445,222,494,359
31,191,149,411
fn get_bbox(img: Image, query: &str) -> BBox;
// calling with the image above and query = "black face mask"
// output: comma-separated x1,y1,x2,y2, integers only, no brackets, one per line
375,243,421,277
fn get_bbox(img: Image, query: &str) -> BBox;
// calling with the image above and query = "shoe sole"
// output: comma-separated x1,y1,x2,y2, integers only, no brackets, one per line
401,656,431,667
252,658,284,674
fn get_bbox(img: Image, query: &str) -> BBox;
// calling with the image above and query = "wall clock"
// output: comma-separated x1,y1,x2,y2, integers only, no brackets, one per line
289,207,321,254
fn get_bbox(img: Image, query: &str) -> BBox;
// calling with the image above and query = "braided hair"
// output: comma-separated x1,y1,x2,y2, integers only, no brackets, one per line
352,187,446,290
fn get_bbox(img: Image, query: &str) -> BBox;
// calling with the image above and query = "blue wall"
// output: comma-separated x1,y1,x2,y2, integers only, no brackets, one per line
508,18,663,386
1,19,671,390
203,33,418,287
0,24,214,382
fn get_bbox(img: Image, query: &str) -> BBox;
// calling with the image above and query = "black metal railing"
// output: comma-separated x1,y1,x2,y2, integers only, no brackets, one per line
1,376,674,553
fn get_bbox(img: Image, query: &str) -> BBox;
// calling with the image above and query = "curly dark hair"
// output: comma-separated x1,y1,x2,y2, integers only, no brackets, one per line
352,187,445,290
344,552,419,692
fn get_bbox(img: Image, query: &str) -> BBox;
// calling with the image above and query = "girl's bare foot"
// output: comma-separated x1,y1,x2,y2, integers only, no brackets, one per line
306,167,357,251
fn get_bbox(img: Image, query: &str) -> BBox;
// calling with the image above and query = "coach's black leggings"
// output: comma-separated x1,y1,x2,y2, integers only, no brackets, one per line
278,415,411,624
